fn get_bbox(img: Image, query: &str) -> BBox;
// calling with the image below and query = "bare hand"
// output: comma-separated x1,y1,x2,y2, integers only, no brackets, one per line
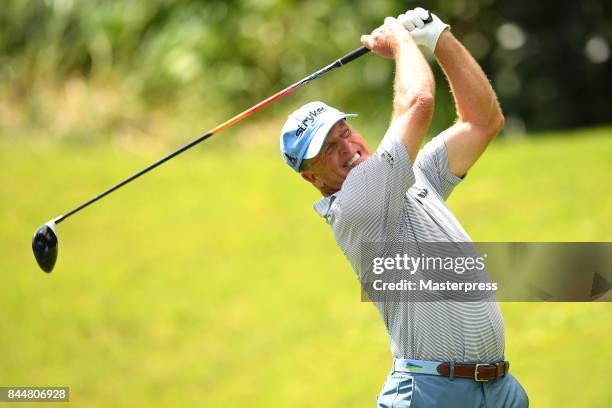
360,17,412,59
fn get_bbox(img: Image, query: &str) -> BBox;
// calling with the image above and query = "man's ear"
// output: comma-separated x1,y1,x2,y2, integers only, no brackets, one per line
302,169,329,195
301,170,333,196
300,170,317,186
301,170,326,190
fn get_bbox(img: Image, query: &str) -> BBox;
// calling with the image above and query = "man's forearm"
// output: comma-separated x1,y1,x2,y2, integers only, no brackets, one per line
393,38,435,159
393,38,435,117
434,31,503,132
360,16,435,161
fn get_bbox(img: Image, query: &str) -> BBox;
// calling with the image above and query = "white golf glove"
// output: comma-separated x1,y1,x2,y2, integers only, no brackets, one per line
398,7,449,52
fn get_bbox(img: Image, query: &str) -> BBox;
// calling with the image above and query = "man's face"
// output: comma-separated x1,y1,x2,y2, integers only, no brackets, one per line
300,120,372,196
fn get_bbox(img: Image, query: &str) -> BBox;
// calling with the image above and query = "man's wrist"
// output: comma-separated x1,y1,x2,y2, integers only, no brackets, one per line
433,28,452,55
433,29,458,61
395,36,420,56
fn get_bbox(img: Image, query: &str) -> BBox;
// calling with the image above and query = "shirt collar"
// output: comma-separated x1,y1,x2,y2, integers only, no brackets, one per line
313,194,337,218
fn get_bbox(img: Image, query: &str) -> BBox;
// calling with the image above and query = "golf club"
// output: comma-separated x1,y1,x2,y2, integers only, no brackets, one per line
32,14,434,273
31,46,372,273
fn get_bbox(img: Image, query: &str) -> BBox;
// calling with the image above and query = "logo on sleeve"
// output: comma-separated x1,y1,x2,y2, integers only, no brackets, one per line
380,151,394,168
417,188,428,199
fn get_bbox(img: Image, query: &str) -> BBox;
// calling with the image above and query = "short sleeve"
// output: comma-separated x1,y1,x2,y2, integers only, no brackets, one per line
333,124,416,242
414,133,463,200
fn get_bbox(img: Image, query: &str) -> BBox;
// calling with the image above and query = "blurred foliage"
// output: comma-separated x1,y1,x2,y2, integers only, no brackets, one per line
0,0,611,140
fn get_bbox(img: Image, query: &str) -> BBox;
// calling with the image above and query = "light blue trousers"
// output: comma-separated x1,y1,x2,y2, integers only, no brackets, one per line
376,366,529,407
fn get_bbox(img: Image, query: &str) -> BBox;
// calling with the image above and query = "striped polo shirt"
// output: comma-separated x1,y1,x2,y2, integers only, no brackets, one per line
314,124,505,362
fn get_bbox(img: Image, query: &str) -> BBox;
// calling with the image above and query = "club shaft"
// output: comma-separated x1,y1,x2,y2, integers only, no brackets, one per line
54,46,371,224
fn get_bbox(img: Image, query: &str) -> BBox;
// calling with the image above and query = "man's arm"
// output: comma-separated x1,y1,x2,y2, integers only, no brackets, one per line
361,17,435,163
433,30,505,177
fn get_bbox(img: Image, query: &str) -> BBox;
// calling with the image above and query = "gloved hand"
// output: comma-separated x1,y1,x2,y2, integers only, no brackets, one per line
398,7,449,52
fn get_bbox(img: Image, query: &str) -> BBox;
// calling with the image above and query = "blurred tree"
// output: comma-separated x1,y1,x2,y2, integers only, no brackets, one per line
0,0,610,134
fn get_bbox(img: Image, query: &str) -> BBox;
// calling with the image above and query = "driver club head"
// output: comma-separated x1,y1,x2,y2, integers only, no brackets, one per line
32,221,58,273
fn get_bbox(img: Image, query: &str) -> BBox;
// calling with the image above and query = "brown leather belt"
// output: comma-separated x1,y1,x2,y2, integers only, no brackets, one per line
436,361,510,382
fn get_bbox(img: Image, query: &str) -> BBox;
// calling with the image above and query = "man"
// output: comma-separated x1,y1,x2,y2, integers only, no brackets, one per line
280,8,528,407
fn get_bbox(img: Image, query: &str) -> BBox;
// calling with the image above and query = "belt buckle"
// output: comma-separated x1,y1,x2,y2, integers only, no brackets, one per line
474,364,489,382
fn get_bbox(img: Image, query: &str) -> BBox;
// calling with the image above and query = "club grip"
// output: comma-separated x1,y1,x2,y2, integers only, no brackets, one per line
339,12,434,66
338,46,370,65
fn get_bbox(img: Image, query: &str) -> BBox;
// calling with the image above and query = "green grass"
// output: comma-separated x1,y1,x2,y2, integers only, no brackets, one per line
1,126,611,407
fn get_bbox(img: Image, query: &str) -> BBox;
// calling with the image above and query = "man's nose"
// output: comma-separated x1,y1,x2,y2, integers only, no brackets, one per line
338,139,351,155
